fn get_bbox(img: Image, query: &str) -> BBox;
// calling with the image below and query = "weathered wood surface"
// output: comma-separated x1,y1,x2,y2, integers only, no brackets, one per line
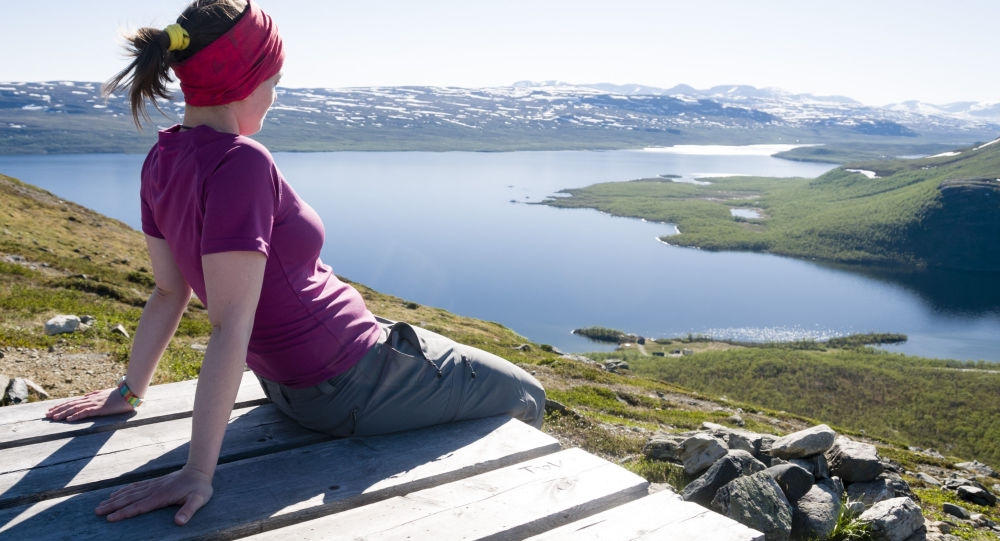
527,489,764,540
0,372,763,540
0,371,267,447
245,448,648,540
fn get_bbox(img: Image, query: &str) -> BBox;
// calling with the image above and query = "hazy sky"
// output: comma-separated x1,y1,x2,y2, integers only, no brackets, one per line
6,1,999,106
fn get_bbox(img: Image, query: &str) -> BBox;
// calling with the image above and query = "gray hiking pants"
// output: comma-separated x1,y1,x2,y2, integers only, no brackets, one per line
256,318,545,437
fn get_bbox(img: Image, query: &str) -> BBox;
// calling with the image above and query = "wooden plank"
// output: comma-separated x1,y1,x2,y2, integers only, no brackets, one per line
0,371,267,448
246,447,649,541
525,489,765,541
0,415,561,540
0,403,329,509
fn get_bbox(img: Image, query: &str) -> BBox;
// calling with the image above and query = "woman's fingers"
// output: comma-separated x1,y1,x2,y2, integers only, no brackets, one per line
46,389,132,422
95,468,214,525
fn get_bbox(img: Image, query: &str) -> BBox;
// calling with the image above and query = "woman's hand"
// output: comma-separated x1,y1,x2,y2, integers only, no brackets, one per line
45,388,135,422
96,466,214,526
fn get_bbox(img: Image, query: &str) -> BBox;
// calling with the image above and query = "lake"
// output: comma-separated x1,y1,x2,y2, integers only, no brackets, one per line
1,148,998,362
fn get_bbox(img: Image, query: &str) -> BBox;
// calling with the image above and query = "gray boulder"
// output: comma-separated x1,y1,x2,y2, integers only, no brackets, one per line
702,422,771,458
44,314,81,335
764,463,815,502
768,424,836,459
844,474,916,518
955,460,999,479
681,433,728,475
957,485,997,507
942,502,971,520
791,478,843,541
825,436,883,483
789,454,830,480
712,472,794,541
682,450,766,506
859,497,924,541
643,432,691,462
915,472,942,487
3,378,29,405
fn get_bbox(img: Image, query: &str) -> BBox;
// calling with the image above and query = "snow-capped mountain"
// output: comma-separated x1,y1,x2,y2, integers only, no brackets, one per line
1,81,997,154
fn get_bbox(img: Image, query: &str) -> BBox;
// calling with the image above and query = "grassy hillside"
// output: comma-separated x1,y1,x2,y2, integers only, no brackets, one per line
544,138,1000,271
585,344,1000,467
2,171,999,538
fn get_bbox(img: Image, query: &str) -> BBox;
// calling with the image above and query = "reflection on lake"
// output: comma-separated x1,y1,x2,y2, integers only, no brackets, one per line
1,149,997,362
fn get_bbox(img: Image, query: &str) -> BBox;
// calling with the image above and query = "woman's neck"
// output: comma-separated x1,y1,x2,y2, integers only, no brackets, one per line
182,105,239,134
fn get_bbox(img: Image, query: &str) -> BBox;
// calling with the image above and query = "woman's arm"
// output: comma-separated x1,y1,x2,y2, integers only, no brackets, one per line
46,235,193,421
95,250,266,525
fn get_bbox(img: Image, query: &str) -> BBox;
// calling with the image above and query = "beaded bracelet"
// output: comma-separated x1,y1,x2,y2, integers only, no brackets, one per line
116,376,144,407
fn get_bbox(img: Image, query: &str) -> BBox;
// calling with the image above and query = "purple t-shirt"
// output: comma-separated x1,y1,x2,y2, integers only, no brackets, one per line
140,125,380,387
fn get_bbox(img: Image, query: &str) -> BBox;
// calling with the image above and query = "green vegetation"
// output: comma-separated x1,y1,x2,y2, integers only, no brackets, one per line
572,326,635,343
544,139,1000,271
773,142,957,164
602,347,1000,466
828,498,871,541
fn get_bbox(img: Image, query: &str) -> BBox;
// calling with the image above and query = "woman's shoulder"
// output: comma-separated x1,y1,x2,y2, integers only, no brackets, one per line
223,134,275,164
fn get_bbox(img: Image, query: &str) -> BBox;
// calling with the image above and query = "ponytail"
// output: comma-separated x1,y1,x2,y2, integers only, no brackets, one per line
103,0,247,128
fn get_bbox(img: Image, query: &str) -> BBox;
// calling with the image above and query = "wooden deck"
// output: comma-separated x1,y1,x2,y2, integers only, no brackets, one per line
1,371,763,540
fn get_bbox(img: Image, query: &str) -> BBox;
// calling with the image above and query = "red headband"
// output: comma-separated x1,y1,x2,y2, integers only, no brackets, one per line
172,0,285,107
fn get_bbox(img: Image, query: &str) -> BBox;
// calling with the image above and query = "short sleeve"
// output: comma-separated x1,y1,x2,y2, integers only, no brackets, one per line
201,144,280,257
140,193,164,238
139,151,164,239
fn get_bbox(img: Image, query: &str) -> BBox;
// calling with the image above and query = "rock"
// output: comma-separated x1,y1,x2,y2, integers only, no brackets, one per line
603,360,629,373
681,433,728,475
768,424,836,459
825,436,883,483
847,475,905,508
3,378,29,405
845,499,866,516
682,450,766,506
942,503,970,520
789,454,830,480
112,324,130,338
44,314,81,336
763,463,815,502
943,475,977,491
955,460,999,479
791,478,843,541
859,497,925,541
926,520,962,541
22,378,49,399
701,422,771,459
711,472,793,541
971,513,997,528
916,472,942,487
643,432,691,462
956,485,997,506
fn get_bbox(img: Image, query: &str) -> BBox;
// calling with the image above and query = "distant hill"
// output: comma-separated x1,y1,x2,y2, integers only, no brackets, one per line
2,81,998,155
544,137,1000,272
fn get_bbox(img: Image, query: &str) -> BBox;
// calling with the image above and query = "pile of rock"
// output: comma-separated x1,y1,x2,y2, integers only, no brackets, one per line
643,422,996,540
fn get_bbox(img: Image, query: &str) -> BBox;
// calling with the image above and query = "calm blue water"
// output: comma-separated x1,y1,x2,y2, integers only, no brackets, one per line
2,149,998,362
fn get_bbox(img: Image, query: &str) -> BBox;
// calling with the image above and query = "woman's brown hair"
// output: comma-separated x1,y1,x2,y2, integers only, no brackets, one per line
104,0,248,127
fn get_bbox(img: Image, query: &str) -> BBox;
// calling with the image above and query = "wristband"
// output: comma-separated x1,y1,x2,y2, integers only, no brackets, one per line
116,376,144,407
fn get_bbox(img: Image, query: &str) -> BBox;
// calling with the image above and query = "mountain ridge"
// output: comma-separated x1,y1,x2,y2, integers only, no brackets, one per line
2,80,997,155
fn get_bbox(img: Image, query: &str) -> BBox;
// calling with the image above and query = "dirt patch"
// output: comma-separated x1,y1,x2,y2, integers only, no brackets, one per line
1,346,122,400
